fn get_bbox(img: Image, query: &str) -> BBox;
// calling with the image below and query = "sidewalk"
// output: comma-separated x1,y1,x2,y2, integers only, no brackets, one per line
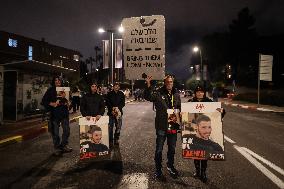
220,98,284,113
0,112,82,147
0,99,136,148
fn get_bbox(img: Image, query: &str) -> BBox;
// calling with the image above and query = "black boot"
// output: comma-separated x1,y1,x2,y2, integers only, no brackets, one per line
193,160,201,179
200,160,208,183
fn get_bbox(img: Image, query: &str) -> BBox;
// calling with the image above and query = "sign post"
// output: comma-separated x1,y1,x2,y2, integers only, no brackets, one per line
122,15,165,80
258,54,273,105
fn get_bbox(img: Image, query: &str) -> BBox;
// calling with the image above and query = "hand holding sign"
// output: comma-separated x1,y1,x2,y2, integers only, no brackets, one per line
145,75,152,87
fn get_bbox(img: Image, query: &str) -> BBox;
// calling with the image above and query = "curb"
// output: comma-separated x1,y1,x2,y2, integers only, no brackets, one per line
222,102,284,113
0,100,135,147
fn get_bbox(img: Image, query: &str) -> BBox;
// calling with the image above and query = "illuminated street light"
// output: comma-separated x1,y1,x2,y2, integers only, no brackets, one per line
118,26,124,33
98,28,105,33
192,46,203,82
193,46,199,52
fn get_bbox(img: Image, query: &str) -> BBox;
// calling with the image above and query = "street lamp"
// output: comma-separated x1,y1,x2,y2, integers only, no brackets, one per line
192,46,203,82
98,26,124,85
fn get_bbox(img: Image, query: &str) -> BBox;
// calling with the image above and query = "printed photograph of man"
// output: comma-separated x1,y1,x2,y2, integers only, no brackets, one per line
167,113,180,134
183,114,224,158
80,125,109,154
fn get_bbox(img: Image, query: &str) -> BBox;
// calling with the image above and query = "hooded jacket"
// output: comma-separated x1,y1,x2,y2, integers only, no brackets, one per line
80,92,105,117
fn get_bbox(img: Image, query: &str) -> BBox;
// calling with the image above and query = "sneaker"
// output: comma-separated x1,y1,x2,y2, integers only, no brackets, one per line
167,166,179,179
53,148,62,156
154,170,166,182
62,145,72,153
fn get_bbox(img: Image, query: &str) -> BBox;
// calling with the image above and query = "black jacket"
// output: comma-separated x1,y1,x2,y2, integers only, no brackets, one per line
80,93,105,117
188,97,226,118
106,90,125,116
42,87,69,120
183,134,224,159
144,86,181,131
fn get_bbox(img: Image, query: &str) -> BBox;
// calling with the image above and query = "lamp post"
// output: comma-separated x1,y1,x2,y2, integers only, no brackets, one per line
193,46,203,82
98,26,124,85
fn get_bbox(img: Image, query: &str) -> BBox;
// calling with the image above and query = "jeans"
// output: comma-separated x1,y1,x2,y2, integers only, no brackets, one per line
49,117,70,149
109,115,122,142
155,130,177,170
72,96,80,112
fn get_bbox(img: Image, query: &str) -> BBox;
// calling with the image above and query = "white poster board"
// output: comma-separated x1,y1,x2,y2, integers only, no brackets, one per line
181,102,225,160
122,15,165,80
79,116,110,160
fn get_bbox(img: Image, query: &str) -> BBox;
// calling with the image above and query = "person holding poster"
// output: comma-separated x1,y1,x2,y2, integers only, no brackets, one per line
188,85,225,183
42,76,72,156
144,75,181,180
80,82,105,121
106,82,125,146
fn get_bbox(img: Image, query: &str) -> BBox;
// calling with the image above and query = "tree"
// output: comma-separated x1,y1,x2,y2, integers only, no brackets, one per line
229,7,258,86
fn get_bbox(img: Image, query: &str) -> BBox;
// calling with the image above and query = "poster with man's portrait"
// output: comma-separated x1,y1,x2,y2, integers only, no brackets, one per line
79,116,110,160
167,109,181,134
181,102,225,160
56,87,70,101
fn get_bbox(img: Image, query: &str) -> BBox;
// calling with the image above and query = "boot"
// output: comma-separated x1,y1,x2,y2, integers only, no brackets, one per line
193,160,201,179
200,160,208,183
200,169,207,183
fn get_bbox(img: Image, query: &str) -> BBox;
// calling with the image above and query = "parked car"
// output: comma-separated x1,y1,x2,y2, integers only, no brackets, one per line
216,87,235,98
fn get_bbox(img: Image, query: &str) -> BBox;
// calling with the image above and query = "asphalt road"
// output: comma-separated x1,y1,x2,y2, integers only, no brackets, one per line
0,99,283,189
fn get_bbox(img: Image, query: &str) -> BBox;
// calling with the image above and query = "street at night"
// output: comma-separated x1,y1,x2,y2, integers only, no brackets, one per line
1,99,283,189
1,1,284,189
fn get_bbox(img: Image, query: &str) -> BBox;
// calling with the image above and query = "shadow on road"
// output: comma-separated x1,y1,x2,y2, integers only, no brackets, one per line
46,146,123,189
3,154,61,189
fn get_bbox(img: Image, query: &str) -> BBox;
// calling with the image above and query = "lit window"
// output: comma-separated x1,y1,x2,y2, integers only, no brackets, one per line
28,46,33,60
8,38,17,47
73,54,79,61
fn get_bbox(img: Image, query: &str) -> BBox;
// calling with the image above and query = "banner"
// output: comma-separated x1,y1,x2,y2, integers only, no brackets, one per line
203,64,208,81
103,40,110,69
79,116,110,160
181,102,225,160
115,39,123,68
195,65,200,81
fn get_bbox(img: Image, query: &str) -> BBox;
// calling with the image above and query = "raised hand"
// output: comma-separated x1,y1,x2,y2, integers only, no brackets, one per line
145,76,153,87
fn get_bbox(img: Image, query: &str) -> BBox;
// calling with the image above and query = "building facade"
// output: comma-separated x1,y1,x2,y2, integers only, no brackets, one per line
0,30,81,122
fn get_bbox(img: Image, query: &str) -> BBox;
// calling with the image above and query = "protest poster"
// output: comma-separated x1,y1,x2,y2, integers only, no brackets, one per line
181,102,225,160
56,87,70,101
79,116,110,160
167,109,181,134
122,15,165,80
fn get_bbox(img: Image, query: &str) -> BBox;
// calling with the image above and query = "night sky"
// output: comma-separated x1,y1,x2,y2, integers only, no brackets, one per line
1,0,283,79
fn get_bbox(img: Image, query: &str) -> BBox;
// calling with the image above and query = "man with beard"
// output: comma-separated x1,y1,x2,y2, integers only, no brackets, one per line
144,75,181,180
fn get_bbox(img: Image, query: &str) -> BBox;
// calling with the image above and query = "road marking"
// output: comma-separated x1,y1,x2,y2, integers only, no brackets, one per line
224,135,236,144
118,173,148,189
242,147,284,177
234,145,284,189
